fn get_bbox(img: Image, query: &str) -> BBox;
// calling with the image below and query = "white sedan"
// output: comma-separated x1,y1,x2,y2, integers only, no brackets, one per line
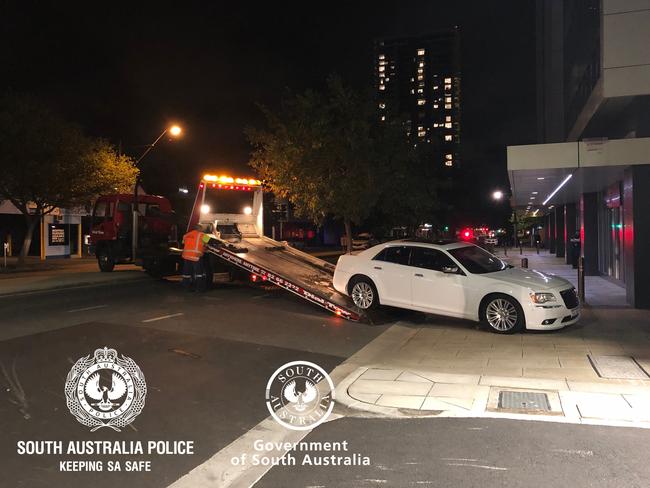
333,240,580,333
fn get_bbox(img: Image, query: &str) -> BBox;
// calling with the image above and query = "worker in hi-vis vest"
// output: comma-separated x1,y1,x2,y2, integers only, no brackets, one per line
181,224,211,291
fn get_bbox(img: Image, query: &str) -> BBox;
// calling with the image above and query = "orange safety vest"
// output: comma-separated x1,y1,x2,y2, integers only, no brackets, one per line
182,230,206,262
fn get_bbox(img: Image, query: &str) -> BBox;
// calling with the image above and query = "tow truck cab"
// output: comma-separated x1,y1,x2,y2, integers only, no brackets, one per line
89,194,178,273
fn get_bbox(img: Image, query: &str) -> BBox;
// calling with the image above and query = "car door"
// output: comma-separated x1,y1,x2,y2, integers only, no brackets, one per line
371,245,413,307
410,246,469,317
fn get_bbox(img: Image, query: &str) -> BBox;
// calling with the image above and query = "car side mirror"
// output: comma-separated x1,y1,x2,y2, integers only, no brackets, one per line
442,266,459,274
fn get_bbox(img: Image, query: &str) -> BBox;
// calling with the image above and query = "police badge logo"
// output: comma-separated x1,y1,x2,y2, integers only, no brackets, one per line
64,347,147,431
266,361,335,431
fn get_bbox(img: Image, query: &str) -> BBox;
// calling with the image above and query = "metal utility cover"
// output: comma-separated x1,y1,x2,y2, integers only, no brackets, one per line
498,391,551,411
588,355,650,380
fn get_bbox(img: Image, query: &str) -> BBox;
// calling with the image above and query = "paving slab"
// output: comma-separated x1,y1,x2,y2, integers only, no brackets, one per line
376,394,425,409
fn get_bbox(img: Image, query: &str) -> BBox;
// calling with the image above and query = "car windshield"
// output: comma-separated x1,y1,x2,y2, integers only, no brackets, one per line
448,245,507,274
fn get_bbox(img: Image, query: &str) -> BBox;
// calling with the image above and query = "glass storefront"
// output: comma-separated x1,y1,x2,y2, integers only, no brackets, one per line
598,182,624,283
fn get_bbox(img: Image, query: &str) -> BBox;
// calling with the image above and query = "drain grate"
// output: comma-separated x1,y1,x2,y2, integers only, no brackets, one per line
588,355,650,380
498,391,551,411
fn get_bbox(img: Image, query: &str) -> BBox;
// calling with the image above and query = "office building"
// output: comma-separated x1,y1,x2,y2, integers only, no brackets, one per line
508,0,650,307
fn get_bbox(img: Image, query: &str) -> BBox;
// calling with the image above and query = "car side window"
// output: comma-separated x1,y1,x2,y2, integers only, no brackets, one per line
410,247,457,272
373,246,411,265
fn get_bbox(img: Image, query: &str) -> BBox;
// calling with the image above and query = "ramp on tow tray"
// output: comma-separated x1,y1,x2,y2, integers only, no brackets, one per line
205,235,365,321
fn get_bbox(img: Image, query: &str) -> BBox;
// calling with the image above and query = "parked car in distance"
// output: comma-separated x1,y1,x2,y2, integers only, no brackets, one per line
333,239,580,333
351,232,376,250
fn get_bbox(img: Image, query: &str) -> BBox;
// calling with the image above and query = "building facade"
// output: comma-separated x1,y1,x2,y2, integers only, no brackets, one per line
374,29,461,169
509,0,650,308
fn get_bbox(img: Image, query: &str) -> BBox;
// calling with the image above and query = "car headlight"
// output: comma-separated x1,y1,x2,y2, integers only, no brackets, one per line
530,292,557,304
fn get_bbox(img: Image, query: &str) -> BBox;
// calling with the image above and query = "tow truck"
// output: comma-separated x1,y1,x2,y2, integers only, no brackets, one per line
89,174,364,321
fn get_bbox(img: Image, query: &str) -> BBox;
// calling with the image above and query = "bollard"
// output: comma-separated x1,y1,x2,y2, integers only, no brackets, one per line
578,256,585,303
521,257,528,268
536,242,540,254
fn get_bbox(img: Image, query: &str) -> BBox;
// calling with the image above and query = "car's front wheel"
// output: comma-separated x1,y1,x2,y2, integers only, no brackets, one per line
481,294,524,334
349,277,379,310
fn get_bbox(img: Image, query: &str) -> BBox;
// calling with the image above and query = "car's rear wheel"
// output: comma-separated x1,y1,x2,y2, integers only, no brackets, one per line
481,294,524,334
349,277,379,310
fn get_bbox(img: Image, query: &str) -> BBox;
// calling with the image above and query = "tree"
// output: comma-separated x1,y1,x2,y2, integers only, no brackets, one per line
248,76,435,251
0,94,138,262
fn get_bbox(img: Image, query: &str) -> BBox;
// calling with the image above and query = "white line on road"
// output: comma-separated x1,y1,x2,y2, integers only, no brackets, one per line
446,463,508,471
67,305,108,313
441,458,479,462
142,313,184,323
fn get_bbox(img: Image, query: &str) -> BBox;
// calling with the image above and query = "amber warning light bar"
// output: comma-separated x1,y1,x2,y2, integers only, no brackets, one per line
202,174,262,186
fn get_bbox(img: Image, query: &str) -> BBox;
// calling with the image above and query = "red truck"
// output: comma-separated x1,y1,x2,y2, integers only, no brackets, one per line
88,194,180,276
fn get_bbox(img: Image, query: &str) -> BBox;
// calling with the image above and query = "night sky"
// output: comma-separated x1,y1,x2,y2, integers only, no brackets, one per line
2,1,536,225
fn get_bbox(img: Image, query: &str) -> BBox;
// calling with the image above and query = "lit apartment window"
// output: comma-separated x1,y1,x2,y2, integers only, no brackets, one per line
417,75,424,81
417,88,424,94
433,123,439,128
445,116,452,122
378,54,385,60
444,77,452,83
445,135,453,141
445,122,452,128
433,85,439,90
417,68,424,75
417,99,426,106
445,160,453,167
433,104,439,109
410,77,415,82
379,73,385,78
410,89,415,94
445,153,453,160
418,131,426,137
445,104,452,109
379,85,386,91
379,102,386,109
444,84,451,91
378,66,385,72
381,115,386,121
445,96,452,103
417,48,425,56
419,62,425,68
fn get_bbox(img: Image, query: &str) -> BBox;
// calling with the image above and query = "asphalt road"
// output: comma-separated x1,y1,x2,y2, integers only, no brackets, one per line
0,278,387,487
258,417,650,488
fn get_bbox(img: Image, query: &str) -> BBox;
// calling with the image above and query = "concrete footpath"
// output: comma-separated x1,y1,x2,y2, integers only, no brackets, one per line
333,250,650,428
0,258,146,296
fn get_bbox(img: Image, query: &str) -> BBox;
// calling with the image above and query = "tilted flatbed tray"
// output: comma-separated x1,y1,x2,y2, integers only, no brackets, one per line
205,235,364,321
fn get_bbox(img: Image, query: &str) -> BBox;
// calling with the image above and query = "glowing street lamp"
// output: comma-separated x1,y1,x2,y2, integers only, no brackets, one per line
132,124,184,259
492,190,504,201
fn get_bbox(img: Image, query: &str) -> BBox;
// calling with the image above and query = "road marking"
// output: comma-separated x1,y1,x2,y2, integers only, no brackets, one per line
441,458,479,462
446,463,508,471
142,313,184,323
551,448,593,457
67,305,108,313
167,417,311,488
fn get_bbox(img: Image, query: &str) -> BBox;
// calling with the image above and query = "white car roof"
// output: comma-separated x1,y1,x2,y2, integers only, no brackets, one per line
359,239,474,256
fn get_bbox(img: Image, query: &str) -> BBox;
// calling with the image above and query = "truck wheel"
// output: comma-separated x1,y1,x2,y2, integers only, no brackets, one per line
97,247,115,272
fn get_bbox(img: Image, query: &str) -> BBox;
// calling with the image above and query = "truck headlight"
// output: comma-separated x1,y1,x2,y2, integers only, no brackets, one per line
530,292,556,304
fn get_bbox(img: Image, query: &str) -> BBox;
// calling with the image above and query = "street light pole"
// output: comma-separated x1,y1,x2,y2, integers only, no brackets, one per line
131,125,182,262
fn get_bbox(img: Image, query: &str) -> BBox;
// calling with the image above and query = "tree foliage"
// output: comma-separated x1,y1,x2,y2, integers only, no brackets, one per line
247,76,439,249
0,93,138,260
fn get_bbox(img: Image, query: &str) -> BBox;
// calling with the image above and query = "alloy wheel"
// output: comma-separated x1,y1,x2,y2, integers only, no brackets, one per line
351,282,374,309
485,298,518,331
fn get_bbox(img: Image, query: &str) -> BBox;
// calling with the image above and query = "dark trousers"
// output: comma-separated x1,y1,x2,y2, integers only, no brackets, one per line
182,258,207,291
